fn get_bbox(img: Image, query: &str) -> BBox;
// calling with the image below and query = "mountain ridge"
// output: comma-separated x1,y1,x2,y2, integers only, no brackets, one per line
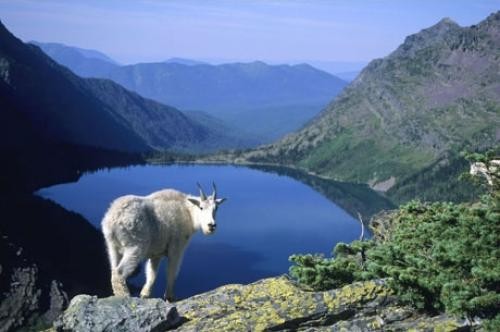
164,57,207,65
31,43,347,113
1,21,243,153
242,11,500,202
102,59,347,113
29,41,119,78
32,43,348,142
30,41,118,64
0,22,148,152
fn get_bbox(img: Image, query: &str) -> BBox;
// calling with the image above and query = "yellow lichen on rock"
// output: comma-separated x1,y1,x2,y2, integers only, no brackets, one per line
176,277,389,331
53,276,470,331
172,276,466,331
432,319,461,332
323,290,340,311
323,279,389,311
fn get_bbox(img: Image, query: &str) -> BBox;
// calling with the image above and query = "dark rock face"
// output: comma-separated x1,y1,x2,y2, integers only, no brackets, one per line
0,264,41,331
53,295,179,332
0,193,113,332
0,237,68,332
52,276,469,331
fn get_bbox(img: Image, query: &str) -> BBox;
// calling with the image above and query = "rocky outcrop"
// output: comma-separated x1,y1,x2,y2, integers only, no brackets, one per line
53,276,468,331
53,295,179,332
0,193,112,332
0,235,68,332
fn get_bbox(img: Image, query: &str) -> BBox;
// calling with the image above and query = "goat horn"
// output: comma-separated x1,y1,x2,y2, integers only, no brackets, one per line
197,182,207,200
212,182,217,199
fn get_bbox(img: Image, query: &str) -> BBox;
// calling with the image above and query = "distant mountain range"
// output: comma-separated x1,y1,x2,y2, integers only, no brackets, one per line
33,42,348,142
101,61,346,112
245,12,500,203
164,57,207,66
29,41,119,78
31,41,118,64
1,22,253,154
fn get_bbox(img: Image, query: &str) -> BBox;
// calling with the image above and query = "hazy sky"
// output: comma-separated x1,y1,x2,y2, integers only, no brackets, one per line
0,0,498,65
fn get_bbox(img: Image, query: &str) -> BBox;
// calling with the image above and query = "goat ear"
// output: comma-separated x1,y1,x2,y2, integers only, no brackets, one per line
216,198,226,205
187,197,201,207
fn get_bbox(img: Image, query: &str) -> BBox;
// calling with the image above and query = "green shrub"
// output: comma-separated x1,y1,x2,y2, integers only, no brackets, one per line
289,240,375,291
367,198,499,318
289,151,499,321
483,314,500,331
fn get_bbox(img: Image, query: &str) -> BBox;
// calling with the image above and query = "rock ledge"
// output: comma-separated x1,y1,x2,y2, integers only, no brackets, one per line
53,276,469,331
53,295,179,332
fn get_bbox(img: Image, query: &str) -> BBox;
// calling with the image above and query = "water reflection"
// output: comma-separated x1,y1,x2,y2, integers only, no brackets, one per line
248,164,395,220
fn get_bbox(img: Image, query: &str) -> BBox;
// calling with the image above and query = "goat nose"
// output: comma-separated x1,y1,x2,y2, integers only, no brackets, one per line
209,224,216,230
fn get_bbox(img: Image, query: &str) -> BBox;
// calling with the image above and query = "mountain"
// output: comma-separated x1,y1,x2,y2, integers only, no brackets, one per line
83,79,218,152
32,44,348,142
245,12,500,202
1,22,242,153
1,28,142,331
103,61,346,112
220,103,333,141
30,41,119,77
31,41,118,64
104,61,348,141
184,110,262,148
164,57,207,65
30,46,346,114
0,27,143,152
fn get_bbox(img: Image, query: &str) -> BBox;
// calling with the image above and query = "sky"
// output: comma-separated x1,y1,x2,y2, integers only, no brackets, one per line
0,0,498,67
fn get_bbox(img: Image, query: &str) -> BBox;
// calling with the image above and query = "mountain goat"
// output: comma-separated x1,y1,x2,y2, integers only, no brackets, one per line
101,183,226,302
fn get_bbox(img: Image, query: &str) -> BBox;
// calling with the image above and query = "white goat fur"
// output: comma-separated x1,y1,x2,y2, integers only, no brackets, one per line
102,187,224,301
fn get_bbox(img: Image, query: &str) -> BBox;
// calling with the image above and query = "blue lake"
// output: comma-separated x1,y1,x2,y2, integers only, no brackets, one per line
37,164,389,299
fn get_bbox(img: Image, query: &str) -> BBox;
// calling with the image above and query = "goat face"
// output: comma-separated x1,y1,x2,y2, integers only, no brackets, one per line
188,183,226,235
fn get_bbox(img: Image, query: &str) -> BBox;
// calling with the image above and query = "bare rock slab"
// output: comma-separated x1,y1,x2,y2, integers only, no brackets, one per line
52,276,470,331
175,276,467,331
53,295,179,332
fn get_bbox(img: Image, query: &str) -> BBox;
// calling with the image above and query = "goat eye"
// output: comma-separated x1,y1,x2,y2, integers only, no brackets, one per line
200,207,204,210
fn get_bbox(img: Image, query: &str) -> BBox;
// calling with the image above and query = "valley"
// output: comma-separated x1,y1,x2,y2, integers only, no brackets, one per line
34,42,348,143
0,5,499,331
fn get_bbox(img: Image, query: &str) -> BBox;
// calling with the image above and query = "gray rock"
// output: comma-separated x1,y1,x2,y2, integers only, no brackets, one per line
42,280,69,324
0,234,70,332
0,265,41,332
51,276,473,331
173,276,468,331
53,295,180,332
